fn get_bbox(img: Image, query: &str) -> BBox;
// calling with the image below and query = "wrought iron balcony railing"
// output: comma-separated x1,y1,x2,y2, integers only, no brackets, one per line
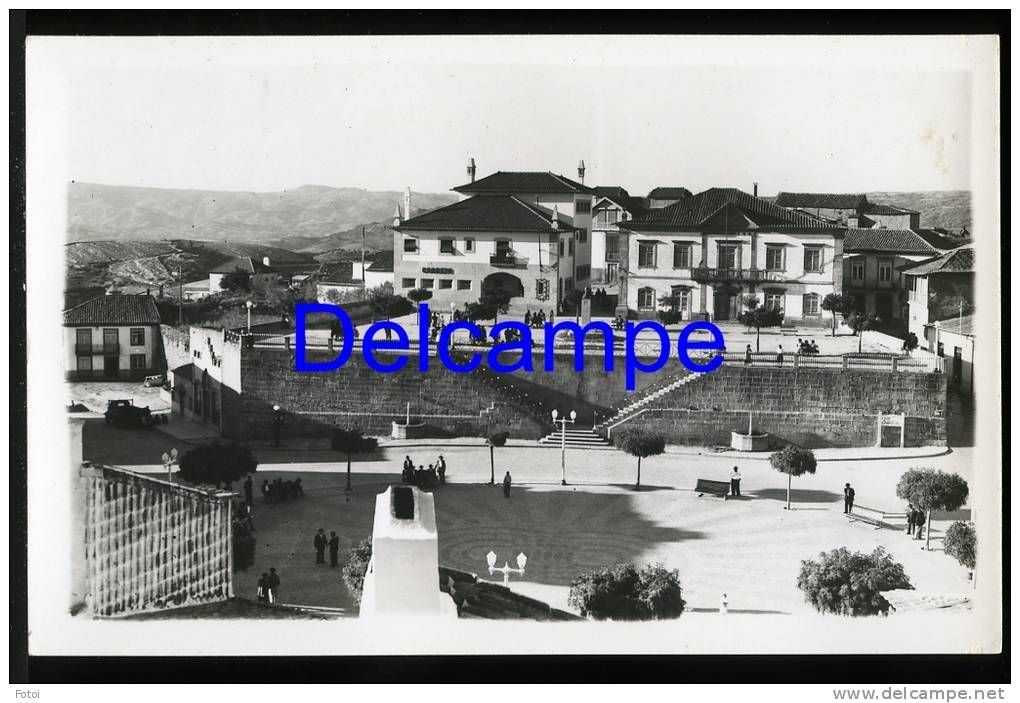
690,267,787,283
490,253,529,268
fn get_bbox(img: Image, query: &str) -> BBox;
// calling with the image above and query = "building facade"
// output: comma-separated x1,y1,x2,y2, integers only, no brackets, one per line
63,294,164,381
208,256,280,293
590,187,648,287
901,245,975,341
617,188,844,323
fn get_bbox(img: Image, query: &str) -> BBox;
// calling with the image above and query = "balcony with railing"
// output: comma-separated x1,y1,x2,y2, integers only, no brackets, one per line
75,343,119,355
690,267,787,283
490,252,529,268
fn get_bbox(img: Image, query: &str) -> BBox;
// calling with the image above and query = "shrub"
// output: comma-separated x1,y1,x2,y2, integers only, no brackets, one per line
220,268,251,292
656,309,684,325
568,563,685,620
797,547,911,616
341,536,373,605
178,442,258,486
943,521,976,571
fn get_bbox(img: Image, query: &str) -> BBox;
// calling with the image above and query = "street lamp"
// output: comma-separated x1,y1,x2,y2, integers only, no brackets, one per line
551,409,577,485
272,404,284,447
245,300,255,333
161,447,179,482
486,550,527,587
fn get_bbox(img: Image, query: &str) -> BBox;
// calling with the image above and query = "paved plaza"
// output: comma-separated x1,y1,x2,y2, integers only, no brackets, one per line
82,420,977,618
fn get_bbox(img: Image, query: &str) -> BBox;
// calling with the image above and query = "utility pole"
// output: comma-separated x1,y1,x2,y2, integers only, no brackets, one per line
177,263,183,327
361,226,366,285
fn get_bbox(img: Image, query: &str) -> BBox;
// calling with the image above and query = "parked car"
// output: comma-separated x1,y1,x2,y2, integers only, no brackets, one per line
104,399,154,429
142,374,166,388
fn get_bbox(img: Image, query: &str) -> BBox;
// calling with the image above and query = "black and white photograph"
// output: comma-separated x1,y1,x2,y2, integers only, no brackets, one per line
13,15,1006,687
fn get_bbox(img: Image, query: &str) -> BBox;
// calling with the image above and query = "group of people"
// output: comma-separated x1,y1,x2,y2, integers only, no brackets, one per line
523,309,555,329
255,567,281,604
797,338,820,355
905,503,927,540
313,528,342,567
261,477,304,506
402,454,447,488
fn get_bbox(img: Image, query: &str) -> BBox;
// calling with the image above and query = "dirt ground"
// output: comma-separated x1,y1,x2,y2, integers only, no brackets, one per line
66,380,171,414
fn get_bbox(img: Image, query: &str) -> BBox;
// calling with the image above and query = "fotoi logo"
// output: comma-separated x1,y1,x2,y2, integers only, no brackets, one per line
293,303,725,391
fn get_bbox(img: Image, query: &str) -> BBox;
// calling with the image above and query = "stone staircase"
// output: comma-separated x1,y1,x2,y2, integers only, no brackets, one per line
593,370,706,436
539,427,612,449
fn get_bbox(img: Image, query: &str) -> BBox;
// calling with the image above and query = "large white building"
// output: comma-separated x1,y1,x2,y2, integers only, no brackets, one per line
63,294,164,381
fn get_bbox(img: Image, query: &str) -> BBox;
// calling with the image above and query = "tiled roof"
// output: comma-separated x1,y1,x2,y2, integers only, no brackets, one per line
914,228,964,251
453,171,594,195
316,260,359,284
843,228,938,255
930,313,975,336
63,294,161,326
900,246,974,276
863,202,919,215
775,192,868,209
647,186,693,200
396,194,578,233
210,256,276,274
594,186,631,199
367,250,394,272
619,187,841,231
439,567,580,621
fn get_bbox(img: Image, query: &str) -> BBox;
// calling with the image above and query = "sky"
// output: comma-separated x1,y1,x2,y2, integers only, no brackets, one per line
30,34,991,197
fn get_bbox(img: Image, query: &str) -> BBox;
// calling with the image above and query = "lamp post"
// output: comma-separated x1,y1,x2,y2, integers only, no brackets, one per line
486,550,527,587
161,447,178,482
272,404,283,448
245,300,255,333
551,409,576,486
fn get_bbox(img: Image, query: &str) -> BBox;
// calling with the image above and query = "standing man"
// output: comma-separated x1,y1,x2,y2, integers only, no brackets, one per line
266,567,280,604
314,528,327,565
843,483,855,514
328,531,340,568
437,455,447,485
776,343,784,367
744,344,753,366
730,466,742,497
261,479,270,506
906,503,916,536
403,455,414,483
243,474,254,507
913,508,926,541
503,471,512,498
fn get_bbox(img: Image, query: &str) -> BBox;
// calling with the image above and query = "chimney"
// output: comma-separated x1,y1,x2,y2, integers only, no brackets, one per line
263,256,271,267
403,187,412,221
359,486,452,618
551,204,560,230
753,182,758,197
577,159,586,184
392,203,402,227
466,157,476,183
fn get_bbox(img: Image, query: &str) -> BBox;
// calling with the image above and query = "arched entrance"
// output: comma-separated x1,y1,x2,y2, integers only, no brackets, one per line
482,272,525,299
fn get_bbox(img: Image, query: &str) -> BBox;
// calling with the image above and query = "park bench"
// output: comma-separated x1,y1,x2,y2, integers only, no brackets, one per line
695,478,730,499
846,505,906,530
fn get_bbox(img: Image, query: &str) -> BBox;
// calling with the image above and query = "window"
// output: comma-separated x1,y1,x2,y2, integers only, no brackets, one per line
851,260,865,282
605,234,620,261
438,279,453,290
401,278,416,289
575,199,591,215
464,238,475,253
403,238,419,254
765,245,785,271
718,244,737,270
764,291,784,311
673,243,692,269
577,228,587,243
568,239,575,256
130,328,145,346
638,242,657,268
565,277,574,291
536,279,550,300
638,287,656,310
906,276,916,292
421,278,435,290
670,286,691,312
75,329,92,354
878,260,893,284
457,280,472,291
803,293,820,315
130,354,147,370
439,238,455,255
803,247,823,272
576,264,590,281
76,356,92,371
558,240,565,257
597,209,619,227
937,342,944,357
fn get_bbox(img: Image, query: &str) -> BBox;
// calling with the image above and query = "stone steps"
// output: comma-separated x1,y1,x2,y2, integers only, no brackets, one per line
538,427,612,448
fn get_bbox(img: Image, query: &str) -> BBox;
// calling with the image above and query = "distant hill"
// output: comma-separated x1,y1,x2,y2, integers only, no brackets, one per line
866,191,971,231
67,182,458,244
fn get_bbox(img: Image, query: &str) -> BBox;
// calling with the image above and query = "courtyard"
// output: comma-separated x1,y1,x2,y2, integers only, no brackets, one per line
81,420,976,618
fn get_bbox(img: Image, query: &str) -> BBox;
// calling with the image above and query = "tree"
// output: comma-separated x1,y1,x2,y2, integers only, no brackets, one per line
943,521,976,572
466,288,512,324
406,288,433,306
367,283,413,319
896,469,970,551
486,430,509,485
341,536,373,605
845,311,881,353
178,442,258,487
614,428,666,490
769,445,817,510
220,268,251,292
738,296,784,352
797,547,912,616
330,428,379,492
821,293,853,337
568,563,685,620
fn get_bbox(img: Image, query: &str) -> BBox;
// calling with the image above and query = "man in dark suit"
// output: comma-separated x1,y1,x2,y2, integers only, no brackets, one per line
243,475,254,506
503,471,512,498
843,483,855,514
328,531,340,568
267,567,280,604
314,528,327,565
437,455,447,485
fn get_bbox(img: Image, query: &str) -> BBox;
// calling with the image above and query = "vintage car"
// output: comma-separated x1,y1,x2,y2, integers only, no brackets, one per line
104,399,154,429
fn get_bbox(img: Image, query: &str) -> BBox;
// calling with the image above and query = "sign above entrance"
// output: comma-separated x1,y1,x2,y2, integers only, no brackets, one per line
422,267,455,275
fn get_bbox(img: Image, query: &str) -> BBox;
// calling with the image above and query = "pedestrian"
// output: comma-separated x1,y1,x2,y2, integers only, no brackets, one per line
913,508,926,541
720,592,729,615
437,455,447,485
385,326,393,341
524,310,532,327
744,344,752,366
503,471,512,498
906,503,916,536
295,478,303,497
328,531,340,567
244,474,254,506
261,479,270,506
843,482,855,514
256,572,269,602
730,466,742,497
776,343,784,367
314,528,327,565
266,567,280,604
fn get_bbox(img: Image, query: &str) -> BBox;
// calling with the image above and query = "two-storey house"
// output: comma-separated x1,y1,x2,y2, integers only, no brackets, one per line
616,188,844,323
900,244,974,342
63,294,163,381
590,186,648,287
